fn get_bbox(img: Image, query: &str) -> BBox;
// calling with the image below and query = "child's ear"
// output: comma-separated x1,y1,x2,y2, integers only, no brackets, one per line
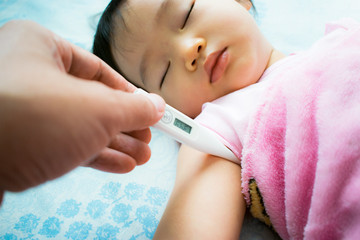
237,0,252,11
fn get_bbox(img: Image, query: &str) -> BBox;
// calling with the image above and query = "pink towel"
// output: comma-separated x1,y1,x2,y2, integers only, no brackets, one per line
241,19,360,239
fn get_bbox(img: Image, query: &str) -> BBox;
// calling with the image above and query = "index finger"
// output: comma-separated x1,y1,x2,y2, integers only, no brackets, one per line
54,34,136,92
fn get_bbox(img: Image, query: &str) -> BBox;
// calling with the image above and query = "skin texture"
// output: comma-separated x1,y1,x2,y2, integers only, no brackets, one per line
153,145,246,239
108,0,285,238
111,0,283,118
0,20,165,204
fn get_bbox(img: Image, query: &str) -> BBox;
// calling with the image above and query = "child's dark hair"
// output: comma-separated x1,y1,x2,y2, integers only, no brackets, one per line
93,0,256,74
93,0,125,74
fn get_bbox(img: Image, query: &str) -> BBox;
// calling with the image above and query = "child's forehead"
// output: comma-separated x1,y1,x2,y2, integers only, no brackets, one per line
118,0,185,26
114,0,163,40
120,0,165,20
112,2,152,45
111,0,169,86
112,0,172,57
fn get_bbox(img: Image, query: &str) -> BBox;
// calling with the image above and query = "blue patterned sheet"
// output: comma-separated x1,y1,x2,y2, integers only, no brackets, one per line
1,0,360,239
1,128,178,239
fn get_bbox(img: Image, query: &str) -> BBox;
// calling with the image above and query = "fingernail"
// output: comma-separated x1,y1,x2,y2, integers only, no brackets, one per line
147,93,165,112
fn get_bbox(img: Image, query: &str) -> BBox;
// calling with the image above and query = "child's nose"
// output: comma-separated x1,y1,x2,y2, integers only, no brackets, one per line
184,37,206,72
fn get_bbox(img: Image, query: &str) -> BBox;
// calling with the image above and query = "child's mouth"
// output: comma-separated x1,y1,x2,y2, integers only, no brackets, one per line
204,47,229,84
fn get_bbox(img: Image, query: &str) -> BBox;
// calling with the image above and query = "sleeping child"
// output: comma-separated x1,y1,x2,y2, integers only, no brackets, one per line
93,0,360,239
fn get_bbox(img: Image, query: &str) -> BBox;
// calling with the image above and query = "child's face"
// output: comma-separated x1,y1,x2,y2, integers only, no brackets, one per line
111,0,273,118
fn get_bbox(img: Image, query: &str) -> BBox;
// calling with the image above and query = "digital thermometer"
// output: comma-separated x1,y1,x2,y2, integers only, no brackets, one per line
135,89,239,163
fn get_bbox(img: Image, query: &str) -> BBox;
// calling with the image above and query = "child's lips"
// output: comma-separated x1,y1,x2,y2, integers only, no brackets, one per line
204,47,229,84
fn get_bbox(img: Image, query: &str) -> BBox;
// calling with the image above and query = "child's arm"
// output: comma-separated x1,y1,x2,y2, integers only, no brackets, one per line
154,145,246,239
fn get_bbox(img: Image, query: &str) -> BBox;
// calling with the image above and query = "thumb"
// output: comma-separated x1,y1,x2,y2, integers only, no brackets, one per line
99,87,165,133
62,78,165,140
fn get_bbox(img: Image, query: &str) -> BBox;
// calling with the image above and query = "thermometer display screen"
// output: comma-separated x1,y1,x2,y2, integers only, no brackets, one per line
174,118,192,134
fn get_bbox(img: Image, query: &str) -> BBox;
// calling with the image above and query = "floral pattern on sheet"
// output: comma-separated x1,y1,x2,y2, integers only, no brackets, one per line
0,129,178,240
0,182,170,240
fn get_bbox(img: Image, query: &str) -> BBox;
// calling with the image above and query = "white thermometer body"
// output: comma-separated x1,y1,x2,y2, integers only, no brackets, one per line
135,89,239,163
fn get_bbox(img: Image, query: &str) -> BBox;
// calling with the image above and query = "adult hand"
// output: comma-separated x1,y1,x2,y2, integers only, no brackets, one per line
0,20,165,201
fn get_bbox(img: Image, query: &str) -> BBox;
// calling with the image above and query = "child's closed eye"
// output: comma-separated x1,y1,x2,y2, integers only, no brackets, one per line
160,61,171,89
181,0,195,29
161,0,196,89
